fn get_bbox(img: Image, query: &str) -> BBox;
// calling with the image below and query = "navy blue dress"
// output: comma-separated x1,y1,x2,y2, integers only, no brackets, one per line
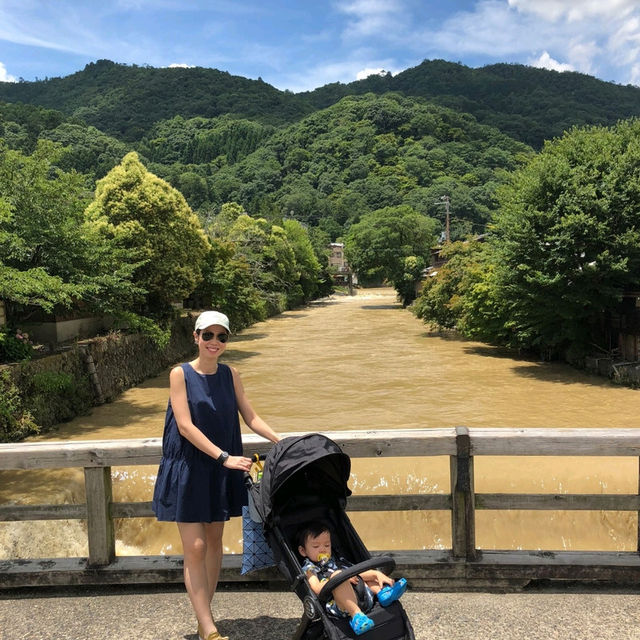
152,362,246,522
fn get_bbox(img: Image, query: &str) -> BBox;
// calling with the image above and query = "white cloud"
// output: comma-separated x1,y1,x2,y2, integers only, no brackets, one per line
508,0,637,23
420,1,541,57
168,63,195,69
0,3,173,67
335,0,408,40
356,67,388,80
531,51,573,73
279,58,393,92
0,3,97,56
608,16,640,67
630,62,640,86
0,62,17,82
410,0,640,86
566,40,598,75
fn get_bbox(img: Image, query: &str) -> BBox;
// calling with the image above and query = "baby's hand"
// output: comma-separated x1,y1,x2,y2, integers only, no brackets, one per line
376,572,394,588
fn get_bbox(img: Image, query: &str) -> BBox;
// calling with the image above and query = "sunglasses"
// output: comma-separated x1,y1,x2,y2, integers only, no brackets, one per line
200,331,229,343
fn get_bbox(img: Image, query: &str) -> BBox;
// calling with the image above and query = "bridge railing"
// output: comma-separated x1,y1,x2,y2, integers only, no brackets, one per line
1,427,640,590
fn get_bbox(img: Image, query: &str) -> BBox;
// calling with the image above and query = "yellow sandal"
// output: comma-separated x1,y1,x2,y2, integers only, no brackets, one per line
198,622,229,640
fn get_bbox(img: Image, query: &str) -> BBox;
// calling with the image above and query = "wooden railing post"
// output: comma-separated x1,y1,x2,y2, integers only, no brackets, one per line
84,466,115,566
450,426,476,560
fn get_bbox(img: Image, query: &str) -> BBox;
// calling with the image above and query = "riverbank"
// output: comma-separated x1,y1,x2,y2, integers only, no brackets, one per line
1,314,198,441
2,583,639,640
4,286,639,443
1,289,349,442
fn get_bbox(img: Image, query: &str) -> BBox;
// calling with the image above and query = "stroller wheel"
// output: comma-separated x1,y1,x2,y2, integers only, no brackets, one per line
303,595,319,620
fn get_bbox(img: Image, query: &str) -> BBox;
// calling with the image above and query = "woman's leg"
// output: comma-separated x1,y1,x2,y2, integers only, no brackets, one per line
204,521,225,603
178,521,224,637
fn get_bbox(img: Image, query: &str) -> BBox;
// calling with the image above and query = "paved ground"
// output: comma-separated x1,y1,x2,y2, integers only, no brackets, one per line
1,583,640,640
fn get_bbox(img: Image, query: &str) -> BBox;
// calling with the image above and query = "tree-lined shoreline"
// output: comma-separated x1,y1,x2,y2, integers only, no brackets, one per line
2,56,640,440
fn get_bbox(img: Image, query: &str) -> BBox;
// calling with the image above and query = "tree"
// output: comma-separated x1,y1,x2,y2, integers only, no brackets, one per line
43,122,129,181
345,205,438,304
0,140,142,316
0,140,89,279
283,218,323,302
413,239,496,334
223,213,287,312
190,236,267,330
208,201,247,236
85,152,210,317
468,120,640,359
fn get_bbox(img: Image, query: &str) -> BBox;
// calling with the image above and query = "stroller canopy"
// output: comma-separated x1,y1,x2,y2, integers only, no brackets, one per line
251,433,351,525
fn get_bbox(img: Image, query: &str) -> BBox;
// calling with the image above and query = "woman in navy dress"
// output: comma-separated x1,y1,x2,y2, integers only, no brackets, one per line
152,310,280,640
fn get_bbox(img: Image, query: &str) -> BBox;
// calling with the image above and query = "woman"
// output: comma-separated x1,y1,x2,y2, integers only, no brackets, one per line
152,310,280,640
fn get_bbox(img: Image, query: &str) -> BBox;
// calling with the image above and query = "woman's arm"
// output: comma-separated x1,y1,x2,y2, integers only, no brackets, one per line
170,366,250,471
231,366,280,443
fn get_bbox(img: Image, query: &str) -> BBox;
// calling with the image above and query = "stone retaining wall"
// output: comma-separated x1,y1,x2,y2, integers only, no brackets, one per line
83,315,195,402
7,315,197,433
583,356,640,388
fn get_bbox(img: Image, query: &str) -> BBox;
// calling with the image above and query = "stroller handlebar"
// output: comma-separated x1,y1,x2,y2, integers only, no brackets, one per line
244,453,267,489
316,556,396,605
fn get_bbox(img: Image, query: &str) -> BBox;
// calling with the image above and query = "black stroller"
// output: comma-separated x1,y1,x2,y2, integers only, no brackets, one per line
247,433,415,640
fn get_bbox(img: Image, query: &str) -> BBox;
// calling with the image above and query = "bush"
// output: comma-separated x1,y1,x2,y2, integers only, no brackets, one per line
0,328,34,363
0,369,39,442
22,368,93,430
31,371,74,394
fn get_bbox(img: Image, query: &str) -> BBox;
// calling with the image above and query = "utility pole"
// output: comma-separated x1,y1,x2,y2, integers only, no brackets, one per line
434,195,451,243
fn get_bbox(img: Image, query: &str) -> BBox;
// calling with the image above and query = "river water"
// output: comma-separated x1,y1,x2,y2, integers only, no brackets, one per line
1,288,638,559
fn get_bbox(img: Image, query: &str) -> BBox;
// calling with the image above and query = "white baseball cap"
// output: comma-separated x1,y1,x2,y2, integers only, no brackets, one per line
194,310,231,333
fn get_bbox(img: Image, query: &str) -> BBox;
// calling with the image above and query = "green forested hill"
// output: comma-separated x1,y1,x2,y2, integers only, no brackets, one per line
0,59,314,140
157,93,532,240
1,58,640,148
0,90,530,241
3,57,639,242
302,59,640,148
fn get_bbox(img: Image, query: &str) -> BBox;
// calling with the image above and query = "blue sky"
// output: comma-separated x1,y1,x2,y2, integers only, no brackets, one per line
1,0,640,92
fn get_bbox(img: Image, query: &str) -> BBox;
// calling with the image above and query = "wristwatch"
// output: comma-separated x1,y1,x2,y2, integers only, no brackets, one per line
216,451,229,466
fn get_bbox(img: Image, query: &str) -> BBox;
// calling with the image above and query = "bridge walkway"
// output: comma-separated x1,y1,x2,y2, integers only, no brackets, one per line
1,584,638,640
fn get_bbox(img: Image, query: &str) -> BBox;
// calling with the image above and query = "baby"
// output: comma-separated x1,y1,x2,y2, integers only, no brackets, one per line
297,521,407,636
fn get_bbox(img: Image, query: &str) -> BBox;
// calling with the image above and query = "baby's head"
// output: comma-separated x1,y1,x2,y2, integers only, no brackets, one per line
297,521,332,563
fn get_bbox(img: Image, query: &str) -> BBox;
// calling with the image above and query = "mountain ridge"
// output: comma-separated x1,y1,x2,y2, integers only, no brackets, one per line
1,58,640,147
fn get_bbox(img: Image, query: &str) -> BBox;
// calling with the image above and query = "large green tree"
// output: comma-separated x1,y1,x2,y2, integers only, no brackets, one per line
190,236,267,330
412,239,498,337
441,120,640,359
345,204,438,304
0,139,142,315
282,219,323,303
86,152,210,316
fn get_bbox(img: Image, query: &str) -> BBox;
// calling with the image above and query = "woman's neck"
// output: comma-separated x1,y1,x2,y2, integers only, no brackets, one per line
190,356,219,375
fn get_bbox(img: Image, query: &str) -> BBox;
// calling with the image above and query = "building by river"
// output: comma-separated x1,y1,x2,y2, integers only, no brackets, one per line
328,242,356,287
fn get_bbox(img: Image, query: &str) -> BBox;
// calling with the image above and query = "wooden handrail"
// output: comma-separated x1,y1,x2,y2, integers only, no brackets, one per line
1,427,640,590
5,427,640,471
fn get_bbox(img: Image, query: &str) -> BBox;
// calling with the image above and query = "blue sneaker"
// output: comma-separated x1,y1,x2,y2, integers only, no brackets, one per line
350,611,375,635
377,577,407,607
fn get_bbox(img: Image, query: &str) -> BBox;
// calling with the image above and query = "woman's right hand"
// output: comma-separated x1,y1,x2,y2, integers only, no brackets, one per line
224,455,252,472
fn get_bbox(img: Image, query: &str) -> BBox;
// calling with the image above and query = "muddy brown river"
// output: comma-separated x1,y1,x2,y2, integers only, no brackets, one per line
1,288,638,559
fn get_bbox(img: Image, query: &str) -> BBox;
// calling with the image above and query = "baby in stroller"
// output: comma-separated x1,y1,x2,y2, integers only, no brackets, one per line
298,521,408,636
